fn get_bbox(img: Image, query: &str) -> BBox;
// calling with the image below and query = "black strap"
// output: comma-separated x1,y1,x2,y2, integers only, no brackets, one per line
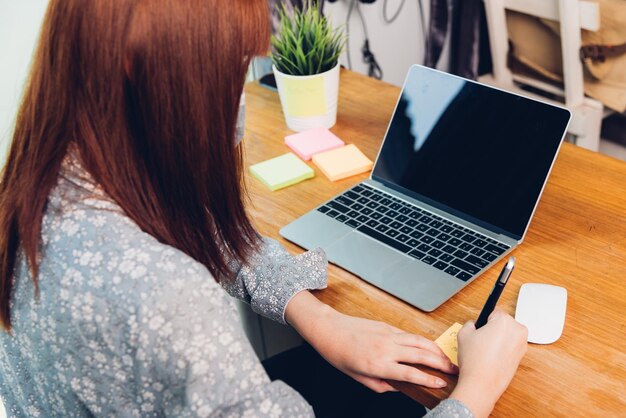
580,42,626,63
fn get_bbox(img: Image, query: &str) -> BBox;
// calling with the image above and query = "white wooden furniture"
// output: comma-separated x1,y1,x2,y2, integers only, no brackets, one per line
480,0,604,151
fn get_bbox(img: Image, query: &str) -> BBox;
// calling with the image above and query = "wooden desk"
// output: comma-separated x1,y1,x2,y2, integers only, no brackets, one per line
243,70,626,416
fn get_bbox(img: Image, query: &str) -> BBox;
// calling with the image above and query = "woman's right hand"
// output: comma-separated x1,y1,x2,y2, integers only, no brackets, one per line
449,308,528,418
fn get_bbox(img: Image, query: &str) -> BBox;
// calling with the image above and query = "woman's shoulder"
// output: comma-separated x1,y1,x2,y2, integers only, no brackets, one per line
38,172,228,319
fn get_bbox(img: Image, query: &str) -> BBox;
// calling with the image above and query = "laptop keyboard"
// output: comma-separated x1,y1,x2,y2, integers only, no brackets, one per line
317,183,510,281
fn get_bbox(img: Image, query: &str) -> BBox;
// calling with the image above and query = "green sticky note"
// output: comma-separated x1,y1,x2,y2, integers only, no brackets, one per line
250,153,314,191
281,76,327,117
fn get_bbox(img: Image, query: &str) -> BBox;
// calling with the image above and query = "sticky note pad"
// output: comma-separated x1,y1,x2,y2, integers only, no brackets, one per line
285,128,345,161
281,77,327,117
435,322,463,366
312,144,373,181
250,153,314,191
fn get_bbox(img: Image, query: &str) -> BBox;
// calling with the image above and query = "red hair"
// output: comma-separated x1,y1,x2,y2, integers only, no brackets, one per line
0,0,270,330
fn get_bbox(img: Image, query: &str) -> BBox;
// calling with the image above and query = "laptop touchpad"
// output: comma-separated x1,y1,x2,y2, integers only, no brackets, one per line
323,231,406,282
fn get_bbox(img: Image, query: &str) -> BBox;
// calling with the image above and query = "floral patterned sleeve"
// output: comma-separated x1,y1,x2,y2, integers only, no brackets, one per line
426,399,475,418
220,238,328,324
123,250,315,417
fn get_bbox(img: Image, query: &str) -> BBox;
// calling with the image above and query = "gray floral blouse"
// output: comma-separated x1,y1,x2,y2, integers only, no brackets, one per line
0,155,472,417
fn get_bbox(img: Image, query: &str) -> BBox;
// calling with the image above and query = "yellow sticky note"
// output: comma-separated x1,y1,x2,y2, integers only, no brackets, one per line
281,76,326,117
312,144,373,181
435,322,463,366
249,153,314,191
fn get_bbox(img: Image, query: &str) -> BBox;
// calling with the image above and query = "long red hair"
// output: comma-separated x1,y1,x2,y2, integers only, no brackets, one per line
0,0,270,330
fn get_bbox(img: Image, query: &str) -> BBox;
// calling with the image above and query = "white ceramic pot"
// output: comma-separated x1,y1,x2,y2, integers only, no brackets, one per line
272,63,340,132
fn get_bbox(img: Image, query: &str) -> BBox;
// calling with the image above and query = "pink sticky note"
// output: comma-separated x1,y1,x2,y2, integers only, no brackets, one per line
312,144,373,182
285,128,345,161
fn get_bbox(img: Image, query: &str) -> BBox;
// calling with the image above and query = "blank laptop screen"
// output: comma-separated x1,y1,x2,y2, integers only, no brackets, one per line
372,66,571,239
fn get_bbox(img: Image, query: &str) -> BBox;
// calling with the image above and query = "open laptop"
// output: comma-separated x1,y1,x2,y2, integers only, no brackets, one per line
280,64,571,311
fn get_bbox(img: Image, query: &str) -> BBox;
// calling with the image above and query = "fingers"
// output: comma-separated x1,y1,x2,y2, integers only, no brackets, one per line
458,320,476,343
391,332,459,374
462,320,476,331
488,309,528,337
474,310,529,356
393,333,446,356
396,346,458,375
386,364,448,388
488,307,507,321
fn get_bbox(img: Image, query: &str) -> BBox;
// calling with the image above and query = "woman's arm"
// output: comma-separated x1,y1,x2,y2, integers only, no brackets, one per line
285,291,458,392
221,238,458,392
219,237,328,323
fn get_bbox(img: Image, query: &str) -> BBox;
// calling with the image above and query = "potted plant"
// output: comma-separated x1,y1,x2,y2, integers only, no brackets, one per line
271,1,346,132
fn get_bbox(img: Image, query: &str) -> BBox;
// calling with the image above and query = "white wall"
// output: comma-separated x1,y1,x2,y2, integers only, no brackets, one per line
324,0,450,87
0,1,49,166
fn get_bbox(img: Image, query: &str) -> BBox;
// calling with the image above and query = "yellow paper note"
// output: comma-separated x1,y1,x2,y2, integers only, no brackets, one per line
312,144,373,181
281,76,326,117
435,322,463,366
249,153,314,191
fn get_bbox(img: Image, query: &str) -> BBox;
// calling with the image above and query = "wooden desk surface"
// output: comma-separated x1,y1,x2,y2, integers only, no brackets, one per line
243,69,626,416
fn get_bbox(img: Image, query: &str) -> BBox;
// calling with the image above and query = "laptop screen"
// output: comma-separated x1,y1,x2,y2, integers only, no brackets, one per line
372,65,571,239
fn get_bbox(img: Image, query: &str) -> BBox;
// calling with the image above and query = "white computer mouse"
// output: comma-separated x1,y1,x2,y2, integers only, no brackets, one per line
515,283,567,344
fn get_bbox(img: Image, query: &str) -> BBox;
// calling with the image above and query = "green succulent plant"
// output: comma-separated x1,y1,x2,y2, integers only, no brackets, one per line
271,1,346,76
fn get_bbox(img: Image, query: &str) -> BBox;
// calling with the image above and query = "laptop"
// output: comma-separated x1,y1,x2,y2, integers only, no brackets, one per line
280,64,571,311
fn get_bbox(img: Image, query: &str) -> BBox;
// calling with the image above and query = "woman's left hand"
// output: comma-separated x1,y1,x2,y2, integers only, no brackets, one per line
285,291,458,393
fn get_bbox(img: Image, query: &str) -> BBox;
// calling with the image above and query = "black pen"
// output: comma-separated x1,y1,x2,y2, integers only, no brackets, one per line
475,256,515,329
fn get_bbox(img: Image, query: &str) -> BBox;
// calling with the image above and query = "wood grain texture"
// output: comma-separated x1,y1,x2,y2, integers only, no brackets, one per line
243,69,626,416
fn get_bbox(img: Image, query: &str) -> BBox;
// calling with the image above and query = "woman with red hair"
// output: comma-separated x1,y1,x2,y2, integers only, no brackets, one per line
0,1,526,416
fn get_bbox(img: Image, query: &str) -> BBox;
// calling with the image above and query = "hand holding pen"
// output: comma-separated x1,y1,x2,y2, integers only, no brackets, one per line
476,257,515,328
448,257,528,418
